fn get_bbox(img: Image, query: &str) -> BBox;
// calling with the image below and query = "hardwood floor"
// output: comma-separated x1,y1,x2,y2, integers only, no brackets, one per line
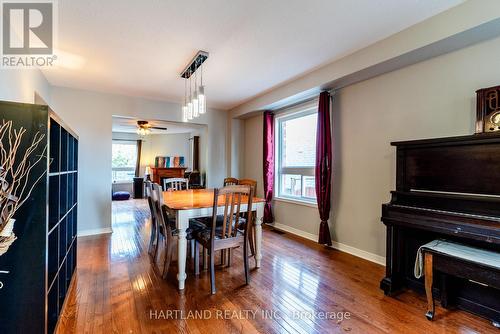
56,199,495,334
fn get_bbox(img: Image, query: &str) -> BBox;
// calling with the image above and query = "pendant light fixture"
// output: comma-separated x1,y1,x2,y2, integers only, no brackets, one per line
182,76,188,122
192,69,199,118
198,61,206,114
180,51,208,122
187,70,193,120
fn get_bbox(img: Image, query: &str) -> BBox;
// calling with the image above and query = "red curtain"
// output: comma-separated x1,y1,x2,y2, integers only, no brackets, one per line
263,111,275,224
315,91,333,245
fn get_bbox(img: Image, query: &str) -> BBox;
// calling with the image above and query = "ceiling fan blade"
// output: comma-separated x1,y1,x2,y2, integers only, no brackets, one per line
151,126,167,130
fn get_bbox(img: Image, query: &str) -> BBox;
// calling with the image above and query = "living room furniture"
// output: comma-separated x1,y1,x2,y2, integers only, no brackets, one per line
161,188,265,290
150,183,175,278
416,240,500,326
192,185,254,294
237,179,258,257
0,101,78,334
163,178,189,191
133,177,144,198
112,191,130,201
185,170,204,189
151,167,187,184
381,133,500,324
223,177,238,186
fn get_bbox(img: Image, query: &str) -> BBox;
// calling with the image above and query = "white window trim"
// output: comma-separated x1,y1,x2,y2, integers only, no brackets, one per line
274,99,318,205
112,140,138,183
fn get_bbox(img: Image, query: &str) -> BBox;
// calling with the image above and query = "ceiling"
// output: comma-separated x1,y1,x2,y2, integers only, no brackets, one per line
112,117,203,134
43,0,464,110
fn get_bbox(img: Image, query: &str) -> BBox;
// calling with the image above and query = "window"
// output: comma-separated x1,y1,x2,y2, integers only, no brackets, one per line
275,102,317,203
112,140,137,183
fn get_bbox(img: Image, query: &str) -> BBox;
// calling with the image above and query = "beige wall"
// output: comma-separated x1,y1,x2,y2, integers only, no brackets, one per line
243,115,264,198
50,86,228,236
142,133,192,170
243,35,500,262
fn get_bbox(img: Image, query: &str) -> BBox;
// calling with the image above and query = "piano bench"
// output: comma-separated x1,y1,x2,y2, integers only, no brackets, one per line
419,240,500,325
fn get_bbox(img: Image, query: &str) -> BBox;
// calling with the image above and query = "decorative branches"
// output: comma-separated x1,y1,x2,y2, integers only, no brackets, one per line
0,120,46,256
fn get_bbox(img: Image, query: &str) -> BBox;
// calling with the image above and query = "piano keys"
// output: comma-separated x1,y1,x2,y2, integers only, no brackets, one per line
381,132,500,324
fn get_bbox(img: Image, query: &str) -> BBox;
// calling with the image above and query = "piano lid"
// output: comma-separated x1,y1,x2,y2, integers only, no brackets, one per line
392,133,500,197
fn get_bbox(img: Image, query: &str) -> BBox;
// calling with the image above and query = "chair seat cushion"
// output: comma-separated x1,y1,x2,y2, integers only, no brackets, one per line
112,191,130,201
194,226,244,244
190,215,247,231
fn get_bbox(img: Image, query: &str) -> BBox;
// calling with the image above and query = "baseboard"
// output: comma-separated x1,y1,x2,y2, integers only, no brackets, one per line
271,222,386,266
77,227,113,237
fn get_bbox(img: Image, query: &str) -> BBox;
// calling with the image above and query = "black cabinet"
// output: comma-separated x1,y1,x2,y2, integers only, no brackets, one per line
0,101,78,334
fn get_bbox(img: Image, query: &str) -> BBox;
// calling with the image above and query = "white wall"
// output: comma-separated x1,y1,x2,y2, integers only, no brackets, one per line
0,69,51,104
142,133,191,170
242,35,500,263
50,86,228,235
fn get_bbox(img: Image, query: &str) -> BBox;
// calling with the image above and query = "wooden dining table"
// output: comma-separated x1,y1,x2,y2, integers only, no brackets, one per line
162,188,266,290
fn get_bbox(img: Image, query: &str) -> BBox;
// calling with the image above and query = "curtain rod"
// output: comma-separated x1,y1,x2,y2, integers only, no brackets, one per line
269,88,335,113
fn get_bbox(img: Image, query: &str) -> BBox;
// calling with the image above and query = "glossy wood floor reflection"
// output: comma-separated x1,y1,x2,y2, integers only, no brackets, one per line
56,199,495,334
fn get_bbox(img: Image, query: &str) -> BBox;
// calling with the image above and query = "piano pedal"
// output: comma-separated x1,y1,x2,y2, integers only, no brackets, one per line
492,321,500,329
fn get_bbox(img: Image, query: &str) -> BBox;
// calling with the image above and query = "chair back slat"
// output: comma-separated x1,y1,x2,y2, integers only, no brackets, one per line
238,179,257,195
227,193,237,238
163,177,189,191
151,183,171,234
223,177,238,186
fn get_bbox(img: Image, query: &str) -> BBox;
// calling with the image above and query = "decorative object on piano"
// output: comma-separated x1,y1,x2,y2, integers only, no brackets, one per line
154,156,185,168
0,120,46,256
476,85,500,133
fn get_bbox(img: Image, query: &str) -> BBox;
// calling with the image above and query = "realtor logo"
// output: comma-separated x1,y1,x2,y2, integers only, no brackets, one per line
1,0,56,67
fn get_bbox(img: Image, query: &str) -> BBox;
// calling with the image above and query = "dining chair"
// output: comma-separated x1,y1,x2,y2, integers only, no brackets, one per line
223,177,238,186
151,183,175,278
193,185,254,294
237,179,257,257
158,178,206,272
163,177,189,191
145,181,159,259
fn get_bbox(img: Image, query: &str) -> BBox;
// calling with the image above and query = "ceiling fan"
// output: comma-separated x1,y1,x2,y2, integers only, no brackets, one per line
136,120,167,136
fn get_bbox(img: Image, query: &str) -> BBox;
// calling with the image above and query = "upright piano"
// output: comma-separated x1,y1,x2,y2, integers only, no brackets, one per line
381,133,500,323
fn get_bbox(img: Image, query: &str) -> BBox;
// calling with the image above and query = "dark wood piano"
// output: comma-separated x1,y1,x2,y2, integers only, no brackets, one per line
381,132,500,324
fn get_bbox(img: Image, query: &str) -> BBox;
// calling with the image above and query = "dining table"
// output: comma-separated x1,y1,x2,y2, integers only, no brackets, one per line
162,188,266,290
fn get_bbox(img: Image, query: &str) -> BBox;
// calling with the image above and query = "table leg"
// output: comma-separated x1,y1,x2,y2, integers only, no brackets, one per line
254,204,263,268
176,212,188,290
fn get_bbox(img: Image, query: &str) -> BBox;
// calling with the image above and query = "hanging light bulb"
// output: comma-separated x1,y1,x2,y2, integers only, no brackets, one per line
182,105,188,122
198,85,205,115
187,71,193,120
182,76,188,122
192,67,199,118
198,62,206,114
